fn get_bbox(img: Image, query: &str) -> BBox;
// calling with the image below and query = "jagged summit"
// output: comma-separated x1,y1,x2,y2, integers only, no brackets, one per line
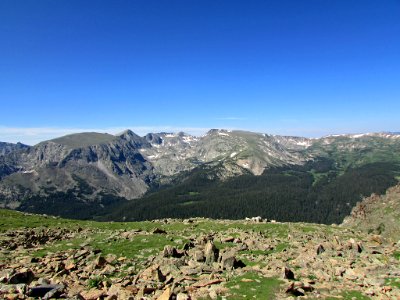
117,130,150,148
117,129,135,136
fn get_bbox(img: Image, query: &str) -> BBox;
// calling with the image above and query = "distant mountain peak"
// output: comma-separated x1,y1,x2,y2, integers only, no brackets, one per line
118,129,141,139
385,131,400,135
322,132,400,139
117,129,135,136
206,129,232,136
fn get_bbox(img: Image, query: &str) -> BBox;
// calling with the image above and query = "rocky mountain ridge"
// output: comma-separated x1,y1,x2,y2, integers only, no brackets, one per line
0,129,399,220
0,141,29,156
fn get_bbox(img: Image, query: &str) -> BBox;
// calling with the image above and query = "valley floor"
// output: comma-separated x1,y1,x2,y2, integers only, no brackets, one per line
0,209,399,299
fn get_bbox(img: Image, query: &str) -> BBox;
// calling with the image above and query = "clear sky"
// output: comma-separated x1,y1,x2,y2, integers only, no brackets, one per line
1,0,399,145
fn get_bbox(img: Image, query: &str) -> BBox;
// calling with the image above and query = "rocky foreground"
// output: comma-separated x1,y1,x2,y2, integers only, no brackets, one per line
0,210,399,299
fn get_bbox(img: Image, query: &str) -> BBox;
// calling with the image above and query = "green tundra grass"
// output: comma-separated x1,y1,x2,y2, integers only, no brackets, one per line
0,208,391,299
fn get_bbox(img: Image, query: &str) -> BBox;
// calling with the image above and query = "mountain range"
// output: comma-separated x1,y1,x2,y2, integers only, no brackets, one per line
0,141,29,156
0,129,399,223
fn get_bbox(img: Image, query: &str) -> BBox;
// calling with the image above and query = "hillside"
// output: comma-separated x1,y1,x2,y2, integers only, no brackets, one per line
342,183,400,242
106,161,400,224
0,209,399,299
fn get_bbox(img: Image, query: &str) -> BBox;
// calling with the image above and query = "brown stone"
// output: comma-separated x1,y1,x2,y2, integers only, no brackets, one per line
94,256,107,268
204,241,218,265
192,279,224,288
220,255,236,270
335,267,346,277
105,254,117,264
221,237,235,243
176,292,191,300
371,235,383,244
192,250,204,262
100,265,116,276
157,287,172,300
65,261,76,271
3,294,19,300
79,288,106,300
141,265,166,282
163,245,183,258
108,284,136,299
344,268,358,280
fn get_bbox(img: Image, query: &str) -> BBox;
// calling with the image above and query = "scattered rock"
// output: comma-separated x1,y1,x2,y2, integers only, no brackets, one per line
285,282,305,296
162,245,183,258
79,288,106,300
283,267,295,280
94,255,107,268
316,244,325,255
8,269,35,284
157,287,172,300
176,292,191,300
192,279,224,288
28,284,65,299
204,241,219,265
0,269,14,283
153,228,167,234
105,253,117,264
1,217,400,300
221,237,235,243
192,250,205,262
220,253,236,270
141,265,166,282
37,278,51,285
334,267,346,277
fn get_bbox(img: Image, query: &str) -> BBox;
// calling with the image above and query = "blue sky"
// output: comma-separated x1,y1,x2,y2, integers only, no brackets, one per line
1,0,400,144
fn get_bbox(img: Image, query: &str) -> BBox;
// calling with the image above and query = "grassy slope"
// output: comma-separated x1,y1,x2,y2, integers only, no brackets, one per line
0,209,320,298
2,208,391,299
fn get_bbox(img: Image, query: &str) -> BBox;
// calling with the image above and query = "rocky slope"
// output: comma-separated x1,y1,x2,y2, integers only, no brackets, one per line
0,130,154,210
0,129,399,220
0,142,30,156
0,209,399,299
342,183,400,242
139,129,310,177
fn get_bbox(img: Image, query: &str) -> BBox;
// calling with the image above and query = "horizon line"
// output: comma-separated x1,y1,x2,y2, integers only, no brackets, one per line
0,125,399,146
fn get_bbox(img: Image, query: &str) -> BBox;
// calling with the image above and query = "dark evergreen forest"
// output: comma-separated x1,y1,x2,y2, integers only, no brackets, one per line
106,159,400,224
15,158,400,224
